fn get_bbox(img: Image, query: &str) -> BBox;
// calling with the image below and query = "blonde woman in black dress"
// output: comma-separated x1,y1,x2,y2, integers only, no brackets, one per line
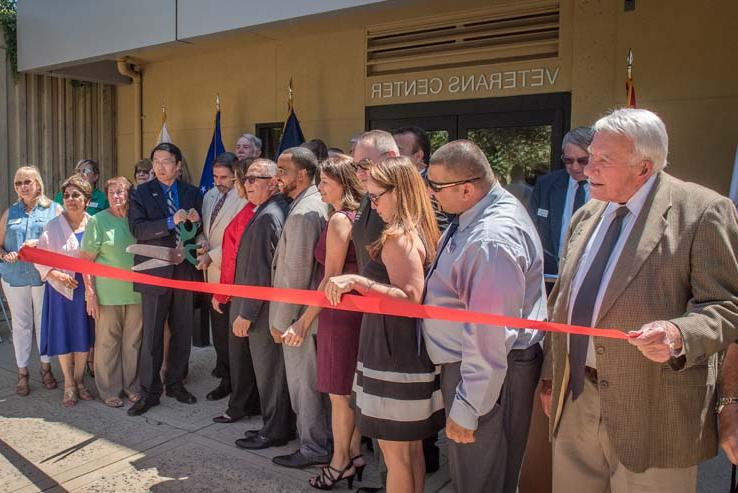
325,156,443,493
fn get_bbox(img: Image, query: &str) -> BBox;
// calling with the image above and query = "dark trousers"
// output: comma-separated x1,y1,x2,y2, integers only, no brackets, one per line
226,318,261,419
210,300,230,384
139,280,195,400
442,344,542,493
231,321,294,439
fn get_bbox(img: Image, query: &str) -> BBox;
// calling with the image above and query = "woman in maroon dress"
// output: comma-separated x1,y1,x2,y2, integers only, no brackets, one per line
288,154,364,489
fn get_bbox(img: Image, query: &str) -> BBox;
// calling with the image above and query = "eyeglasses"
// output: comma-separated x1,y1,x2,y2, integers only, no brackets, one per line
152,159,176,166
79,168,96,176
562,155,589,166
368,188,391,205
425,176,482,193
356,159,373,171
63,191,84,200
14,179,33,187
243,175,272,184
135,168,150,175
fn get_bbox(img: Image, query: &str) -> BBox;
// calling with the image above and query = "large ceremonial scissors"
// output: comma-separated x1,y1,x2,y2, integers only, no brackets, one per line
126,221,200,271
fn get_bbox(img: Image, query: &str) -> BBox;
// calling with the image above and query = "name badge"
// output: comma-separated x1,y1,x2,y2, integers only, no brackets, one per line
7,218,22,225
537,208,549,218
89,202,98,208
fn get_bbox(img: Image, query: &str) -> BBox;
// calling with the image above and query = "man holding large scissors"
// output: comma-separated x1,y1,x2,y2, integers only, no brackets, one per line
127,142,203,416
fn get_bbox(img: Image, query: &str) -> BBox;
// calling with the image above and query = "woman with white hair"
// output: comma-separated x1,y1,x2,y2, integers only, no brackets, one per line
0,166,61,396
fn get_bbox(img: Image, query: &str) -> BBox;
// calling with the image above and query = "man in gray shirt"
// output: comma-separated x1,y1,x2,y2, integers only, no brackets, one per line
421,140,546,493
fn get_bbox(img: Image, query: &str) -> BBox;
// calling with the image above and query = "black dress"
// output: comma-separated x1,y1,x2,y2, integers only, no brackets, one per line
352,258,445,441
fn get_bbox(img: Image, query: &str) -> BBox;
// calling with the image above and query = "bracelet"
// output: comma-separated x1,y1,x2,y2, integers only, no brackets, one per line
716,397,738,414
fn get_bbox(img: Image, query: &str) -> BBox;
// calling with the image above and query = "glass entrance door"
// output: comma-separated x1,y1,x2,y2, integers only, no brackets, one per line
366,92,570,184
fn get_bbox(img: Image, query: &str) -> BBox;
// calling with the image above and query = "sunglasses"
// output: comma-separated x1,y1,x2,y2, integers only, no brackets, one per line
356,158,374,171
14,179,33,187
368,188,391,205
562,156,589,166
425,176,482,192
135,168,150,174
243,175,272,184
63,191,84,200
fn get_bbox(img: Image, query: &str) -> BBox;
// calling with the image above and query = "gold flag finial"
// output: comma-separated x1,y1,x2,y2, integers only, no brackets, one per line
288,78,294,112
626,49,633,79
216,93,221,111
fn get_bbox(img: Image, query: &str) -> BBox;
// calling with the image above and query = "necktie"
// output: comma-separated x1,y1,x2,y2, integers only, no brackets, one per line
573,180,587,215
417,216,460,354
167,188,180,242
209,192,228,230
568,206,629,400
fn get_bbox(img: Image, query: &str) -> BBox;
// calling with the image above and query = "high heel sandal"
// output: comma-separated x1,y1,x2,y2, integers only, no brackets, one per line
62,387,78,407
351,454,367,482
16,371,30,396
77,383,94,401
309,463,355,490
40,365,58,390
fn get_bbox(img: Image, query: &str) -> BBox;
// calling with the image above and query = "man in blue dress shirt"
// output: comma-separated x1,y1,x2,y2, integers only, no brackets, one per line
421,140,547,493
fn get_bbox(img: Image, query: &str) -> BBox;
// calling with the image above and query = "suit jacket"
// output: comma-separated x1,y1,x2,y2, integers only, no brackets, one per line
269,185,329,333
128,178,203,294
201,186,247,283
231,193,288,331
542,172,738,472
529,169,569,275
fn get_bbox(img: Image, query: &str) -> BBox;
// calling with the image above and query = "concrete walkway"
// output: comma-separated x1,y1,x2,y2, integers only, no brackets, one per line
0,318,732,492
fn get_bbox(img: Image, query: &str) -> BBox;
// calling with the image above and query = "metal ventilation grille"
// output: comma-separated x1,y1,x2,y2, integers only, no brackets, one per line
366,4,560,76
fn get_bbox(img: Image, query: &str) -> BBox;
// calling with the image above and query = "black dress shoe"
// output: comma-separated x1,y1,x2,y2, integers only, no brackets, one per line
206,384,231,401
243,428,261,438
212,413,241,424
165,385,197,404
127,398,159,416
235,434,288,450
272,450,331,469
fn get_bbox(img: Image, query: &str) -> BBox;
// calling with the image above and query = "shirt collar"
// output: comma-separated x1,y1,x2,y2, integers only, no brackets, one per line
158,179,178,194
603,173,657,218
457,181,503,232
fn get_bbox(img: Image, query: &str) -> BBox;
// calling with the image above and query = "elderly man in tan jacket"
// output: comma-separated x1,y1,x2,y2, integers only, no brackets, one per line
540,108,738,492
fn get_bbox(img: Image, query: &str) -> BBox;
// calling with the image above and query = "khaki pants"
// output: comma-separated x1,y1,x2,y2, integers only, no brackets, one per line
552,378,697,493
94,304,143,400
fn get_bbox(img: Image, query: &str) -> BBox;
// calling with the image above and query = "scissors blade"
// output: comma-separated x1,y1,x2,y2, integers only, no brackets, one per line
132,258,175,271
126,244,184,264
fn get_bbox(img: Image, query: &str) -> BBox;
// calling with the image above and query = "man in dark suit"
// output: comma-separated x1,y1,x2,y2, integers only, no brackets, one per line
127,142,203,416
231,158,295,450
529,127,594,276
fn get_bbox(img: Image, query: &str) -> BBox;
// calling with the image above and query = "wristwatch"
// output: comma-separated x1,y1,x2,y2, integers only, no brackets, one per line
716,397,738,414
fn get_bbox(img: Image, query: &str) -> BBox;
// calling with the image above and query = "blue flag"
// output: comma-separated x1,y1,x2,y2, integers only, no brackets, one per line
198,110,225,195
276,109,305,157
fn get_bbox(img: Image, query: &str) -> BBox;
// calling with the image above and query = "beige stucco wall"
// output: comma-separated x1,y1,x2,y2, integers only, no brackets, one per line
116,0,738,194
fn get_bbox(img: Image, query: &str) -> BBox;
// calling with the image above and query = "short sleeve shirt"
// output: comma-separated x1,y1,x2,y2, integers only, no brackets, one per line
80,210,141,305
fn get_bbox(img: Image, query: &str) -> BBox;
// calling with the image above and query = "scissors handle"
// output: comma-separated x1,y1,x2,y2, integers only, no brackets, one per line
177,221,201,266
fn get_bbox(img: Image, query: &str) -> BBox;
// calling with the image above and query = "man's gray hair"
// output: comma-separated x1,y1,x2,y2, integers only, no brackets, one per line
238,133,263,151
562,126,594,152
251,158,277,176
357,129,399,156
593,108,668,172
429,140,494,183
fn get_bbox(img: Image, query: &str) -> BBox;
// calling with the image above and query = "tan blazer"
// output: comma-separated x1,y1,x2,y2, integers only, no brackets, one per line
543,172,738,472
201,186,246,283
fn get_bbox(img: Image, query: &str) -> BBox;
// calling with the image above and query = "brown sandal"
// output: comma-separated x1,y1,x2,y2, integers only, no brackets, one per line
104,397,124,408
40,365,58,390
62,387,77,407
16,371,30,396
77,384,94,401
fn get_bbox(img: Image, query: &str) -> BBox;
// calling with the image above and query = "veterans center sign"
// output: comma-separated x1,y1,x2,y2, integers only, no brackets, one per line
369,66,561,101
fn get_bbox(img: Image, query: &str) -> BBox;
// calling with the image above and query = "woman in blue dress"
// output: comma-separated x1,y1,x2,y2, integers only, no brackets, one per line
35,174,95,407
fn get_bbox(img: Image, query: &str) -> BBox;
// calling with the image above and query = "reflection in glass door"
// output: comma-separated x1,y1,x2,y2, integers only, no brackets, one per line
366,93,570,185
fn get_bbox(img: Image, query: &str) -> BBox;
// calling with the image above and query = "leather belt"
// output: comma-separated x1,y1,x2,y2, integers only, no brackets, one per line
584,366,598,385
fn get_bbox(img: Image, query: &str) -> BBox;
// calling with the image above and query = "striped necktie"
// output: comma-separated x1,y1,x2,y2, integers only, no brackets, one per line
166,188,180,242
209,192,228,230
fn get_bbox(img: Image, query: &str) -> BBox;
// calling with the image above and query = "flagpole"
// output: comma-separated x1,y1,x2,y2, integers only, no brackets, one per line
214,94,221,161
288,78,294,112
626,49,636,108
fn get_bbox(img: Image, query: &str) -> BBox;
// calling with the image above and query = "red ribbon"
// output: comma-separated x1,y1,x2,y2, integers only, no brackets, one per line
19,246,628,340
